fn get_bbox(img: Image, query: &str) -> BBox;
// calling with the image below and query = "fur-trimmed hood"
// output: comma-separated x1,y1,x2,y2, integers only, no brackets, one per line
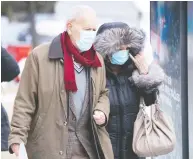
94,22,146,58
94,22,164,93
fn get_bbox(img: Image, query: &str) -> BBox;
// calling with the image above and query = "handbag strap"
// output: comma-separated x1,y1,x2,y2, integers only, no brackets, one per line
139,96,148,117
140,96,145,106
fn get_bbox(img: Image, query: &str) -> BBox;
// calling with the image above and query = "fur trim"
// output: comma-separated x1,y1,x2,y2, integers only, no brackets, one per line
94,28,127,57
94,26,146,58
125,27,146,55
130,62,165,91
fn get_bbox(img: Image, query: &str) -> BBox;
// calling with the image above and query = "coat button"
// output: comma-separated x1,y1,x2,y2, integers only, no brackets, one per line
61,90,65,93
60,59,64,64
64,121,67,126
59,151,63,155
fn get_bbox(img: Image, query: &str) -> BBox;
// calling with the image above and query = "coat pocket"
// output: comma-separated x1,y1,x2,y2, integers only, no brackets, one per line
31,115,43,142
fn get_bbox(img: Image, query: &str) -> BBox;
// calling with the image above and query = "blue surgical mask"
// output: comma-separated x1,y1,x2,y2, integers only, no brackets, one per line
76,30,96,52
111,50,129,65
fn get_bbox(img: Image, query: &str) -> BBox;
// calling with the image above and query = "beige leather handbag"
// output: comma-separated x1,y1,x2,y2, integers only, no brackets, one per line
132,96,176,157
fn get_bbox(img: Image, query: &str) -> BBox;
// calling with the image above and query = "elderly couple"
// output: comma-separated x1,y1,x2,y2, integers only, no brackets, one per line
9,5,163,159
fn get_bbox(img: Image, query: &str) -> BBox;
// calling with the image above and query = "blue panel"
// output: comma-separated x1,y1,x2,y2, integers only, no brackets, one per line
188,2,193,159
150,2,184,159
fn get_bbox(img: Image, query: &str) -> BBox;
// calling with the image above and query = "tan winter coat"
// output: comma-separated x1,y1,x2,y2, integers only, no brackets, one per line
8,35,114,159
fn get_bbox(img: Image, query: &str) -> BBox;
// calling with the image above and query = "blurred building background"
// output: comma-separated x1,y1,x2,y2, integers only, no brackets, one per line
1,1,150,158
1,1,150,80
1,1,150,47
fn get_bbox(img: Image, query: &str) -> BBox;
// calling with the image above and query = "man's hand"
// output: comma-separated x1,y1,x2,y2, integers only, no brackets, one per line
93,110,106,126
11,143,20,156
129,53,148,75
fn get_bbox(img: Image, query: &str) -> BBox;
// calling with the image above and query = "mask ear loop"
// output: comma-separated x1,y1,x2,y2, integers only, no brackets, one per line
126,47,131,57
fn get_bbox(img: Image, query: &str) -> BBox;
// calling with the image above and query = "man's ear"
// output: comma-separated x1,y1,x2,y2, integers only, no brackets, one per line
66,20,72,35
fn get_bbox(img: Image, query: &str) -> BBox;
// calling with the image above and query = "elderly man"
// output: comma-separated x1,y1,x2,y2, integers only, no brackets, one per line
9,5,113,159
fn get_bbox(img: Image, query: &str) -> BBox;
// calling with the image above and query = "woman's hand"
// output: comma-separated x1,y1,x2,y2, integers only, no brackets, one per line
129,53,148,75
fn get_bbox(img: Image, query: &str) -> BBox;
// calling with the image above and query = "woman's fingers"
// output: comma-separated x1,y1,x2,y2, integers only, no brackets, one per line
130,53,148,74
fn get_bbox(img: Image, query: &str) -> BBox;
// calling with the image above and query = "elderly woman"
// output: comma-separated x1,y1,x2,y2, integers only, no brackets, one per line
94,22,164,159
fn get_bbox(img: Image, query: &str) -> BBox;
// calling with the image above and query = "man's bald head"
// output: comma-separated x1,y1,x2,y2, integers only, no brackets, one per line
66,5,97,47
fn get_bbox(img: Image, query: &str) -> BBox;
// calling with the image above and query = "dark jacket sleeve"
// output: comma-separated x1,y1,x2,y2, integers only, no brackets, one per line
1,104,10,151
1,47,20,82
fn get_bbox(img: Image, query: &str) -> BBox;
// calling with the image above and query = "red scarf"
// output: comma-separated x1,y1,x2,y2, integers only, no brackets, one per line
60,31,101,92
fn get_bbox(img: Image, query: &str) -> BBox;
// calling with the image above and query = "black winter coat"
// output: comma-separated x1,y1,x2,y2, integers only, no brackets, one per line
105,63,157,159
1,47,20,151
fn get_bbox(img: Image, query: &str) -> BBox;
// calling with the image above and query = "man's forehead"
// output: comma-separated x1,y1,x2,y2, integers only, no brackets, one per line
76,15,97,29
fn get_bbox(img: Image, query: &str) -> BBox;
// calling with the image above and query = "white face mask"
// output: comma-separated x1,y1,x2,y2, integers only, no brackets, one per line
76,30,96,52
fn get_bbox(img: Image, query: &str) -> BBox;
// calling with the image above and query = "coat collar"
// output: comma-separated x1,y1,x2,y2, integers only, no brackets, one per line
48,34,63,59
48,33,97,81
